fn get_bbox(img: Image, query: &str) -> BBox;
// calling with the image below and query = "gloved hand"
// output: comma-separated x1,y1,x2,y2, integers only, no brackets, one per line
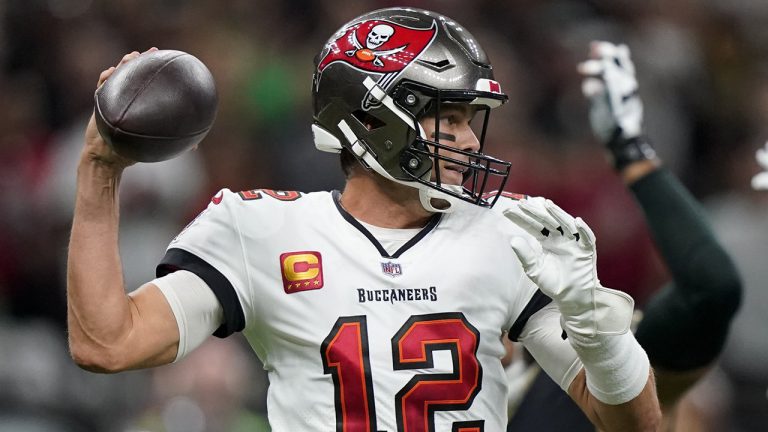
504,197,634,339
752,141,768,190
579,41,656,170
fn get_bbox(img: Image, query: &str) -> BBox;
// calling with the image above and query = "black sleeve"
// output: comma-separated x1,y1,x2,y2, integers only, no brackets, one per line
508,290,552,342
157,248,246,338
507,369,594,432
631,168,742,370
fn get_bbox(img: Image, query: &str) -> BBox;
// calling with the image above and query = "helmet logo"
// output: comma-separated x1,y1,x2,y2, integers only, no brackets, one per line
366,24,394,49
352,24,401,67
318,19,437,75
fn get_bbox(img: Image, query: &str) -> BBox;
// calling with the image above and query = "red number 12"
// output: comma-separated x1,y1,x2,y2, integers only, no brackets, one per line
321,313,483,432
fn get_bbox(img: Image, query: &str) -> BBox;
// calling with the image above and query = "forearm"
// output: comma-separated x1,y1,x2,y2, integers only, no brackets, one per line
520,304,660,431
629,167,739,295
567,329,659,431
629,167,741,370
569,368,659,432
67,159,133,370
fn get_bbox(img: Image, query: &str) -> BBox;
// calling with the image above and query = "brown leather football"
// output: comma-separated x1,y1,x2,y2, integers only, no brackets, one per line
94,50,217,162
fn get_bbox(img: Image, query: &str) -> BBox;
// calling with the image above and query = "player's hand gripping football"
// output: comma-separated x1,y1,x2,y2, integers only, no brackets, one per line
82,49,157,170
505,198,634,339
579,41,656,170
752,141,768,190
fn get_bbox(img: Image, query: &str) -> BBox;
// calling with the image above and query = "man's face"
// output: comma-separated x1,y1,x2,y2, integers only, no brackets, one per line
418,103,481,186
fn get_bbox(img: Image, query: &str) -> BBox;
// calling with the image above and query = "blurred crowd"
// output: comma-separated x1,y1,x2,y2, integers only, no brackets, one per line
0,0,767,431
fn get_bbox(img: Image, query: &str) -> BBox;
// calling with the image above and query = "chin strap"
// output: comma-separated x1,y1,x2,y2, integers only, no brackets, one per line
418,186,463,213
335,117,462,213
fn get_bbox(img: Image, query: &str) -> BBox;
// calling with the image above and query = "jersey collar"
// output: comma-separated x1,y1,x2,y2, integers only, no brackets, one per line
331,190,442,259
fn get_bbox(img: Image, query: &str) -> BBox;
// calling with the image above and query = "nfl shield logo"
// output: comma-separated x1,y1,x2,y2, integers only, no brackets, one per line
381,261,402,277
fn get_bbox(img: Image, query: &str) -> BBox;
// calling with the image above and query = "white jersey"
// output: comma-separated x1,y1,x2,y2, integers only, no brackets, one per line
159,188,552,432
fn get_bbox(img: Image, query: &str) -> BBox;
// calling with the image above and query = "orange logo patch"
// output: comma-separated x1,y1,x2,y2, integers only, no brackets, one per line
280,251,324,293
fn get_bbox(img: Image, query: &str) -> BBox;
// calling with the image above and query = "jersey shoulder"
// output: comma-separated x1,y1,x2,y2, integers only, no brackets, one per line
217,187,325,206
447,191,531,237
209,187,331,215
170,188,332,246
487,191,529,214
483,191,559,236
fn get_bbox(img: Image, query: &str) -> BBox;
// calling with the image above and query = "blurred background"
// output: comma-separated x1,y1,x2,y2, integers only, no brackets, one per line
0,0,766,431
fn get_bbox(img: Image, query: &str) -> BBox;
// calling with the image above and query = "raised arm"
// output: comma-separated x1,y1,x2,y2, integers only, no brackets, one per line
67,50,180,373
579,41,742,406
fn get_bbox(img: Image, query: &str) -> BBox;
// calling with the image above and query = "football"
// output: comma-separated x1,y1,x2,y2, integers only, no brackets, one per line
94,49,218,162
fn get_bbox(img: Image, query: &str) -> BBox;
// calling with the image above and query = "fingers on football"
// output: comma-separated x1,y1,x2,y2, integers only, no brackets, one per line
98,48,158,88
120,50,141,66
97,67,116,87
503,206,547,238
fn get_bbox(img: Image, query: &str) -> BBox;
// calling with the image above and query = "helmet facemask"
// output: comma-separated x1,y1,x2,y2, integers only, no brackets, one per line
394,82,512,210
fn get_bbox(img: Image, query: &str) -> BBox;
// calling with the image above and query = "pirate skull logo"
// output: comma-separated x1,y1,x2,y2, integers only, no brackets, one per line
345,23,407,67
366,24,394,49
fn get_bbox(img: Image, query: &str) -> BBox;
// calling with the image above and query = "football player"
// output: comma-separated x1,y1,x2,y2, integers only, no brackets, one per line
67,9,660,432
506,41,743,431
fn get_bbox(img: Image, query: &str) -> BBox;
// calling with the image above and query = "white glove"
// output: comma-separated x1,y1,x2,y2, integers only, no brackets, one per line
579,41,643,143
504,198,634,338
752,141,768,190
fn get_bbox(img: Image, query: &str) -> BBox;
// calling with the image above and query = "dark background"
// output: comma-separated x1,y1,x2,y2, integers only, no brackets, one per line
1,0,766,430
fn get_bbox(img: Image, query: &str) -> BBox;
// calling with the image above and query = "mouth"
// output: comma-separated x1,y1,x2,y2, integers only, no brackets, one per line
439,164,468,185
444,164,468,174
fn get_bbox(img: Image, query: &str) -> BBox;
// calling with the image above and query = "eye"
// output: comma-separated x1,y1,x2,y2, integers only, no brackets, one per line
440,114,458,125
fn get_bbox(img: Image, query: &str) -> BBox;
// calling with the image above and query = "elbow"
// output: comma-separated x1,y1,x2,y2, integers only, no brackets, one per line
697,258,743,321
68,340,128,374
639,404,662,432
714,262,743,317
626,383,663,432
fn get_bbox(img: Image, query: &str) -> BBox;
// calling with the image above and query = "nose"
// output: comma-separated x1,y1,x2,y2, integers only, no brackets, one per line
459,124,480,154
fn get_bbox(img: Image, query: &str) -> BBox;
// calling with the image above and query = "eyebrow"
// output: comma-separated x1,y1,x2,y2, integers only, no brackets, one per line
431,131,456,142
440,105,471,116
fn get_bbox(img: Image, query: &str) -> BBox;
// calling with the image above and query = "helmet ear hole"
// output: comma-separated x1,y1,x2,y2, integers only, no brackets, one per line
351,110,385,130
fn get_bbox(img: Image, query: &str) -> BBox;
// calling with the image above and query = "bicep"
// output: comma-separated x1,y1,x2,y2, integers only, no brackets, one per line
122,283,181,369
123,270,224,369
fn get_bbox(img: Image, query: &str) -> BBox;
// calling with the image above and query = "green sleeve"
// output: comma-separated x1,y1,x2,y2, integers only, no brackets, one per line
631,169,742,370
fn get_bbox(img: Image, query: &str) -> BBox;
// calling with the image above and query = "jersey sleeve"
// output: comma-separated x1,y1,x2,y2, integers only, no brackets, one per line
518,302,583,391
156,188,248,338
152,270,223,361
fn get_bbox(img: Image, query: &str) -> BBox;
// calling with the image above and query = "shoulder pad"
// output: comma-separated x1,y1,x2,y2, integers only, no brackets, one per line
488,191,529,213
234,189,304,203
